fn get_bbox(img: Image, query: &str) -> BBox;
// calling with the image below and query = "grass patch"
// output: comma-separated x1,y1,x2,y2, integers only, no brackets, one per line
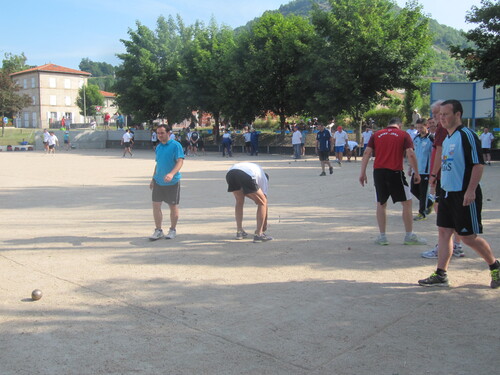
0,127,37,146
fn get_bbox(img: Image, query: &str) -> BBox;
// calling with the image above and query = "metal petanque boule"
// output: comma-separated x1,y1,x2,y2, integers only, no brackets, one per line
31,289,42,301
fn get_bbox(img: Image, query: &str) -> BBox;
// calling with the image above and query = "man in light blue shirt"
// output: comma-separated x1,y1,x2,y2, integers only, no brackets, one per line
149,125,185,241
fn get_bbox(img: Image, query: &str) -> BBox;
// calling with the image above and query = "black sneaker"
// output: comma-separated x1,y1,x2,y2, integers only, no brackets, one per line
319,171,326,176
253,233,273,243
329,166,333,174
491,268,500,289
418,272,449,287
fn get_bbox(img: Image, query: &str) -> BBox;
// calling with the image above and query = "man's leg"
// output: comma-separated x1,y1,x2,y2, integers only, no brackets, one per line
152,201,163,229
460,234,496,265
168,203,179,230
437,226,454,270
232,190,245,231
401,199,413,233
246,189,267,236
376,202,387,234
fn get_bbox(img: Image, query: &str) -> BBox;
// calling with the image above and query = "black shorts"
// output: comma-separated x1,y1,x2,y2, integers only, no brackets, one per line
482,148,491,154
435,179,442,203
437,187,482,236
245,141,251,147
123,142,131,148
152,181,180,205
318,150,330,161
226,169,258,195
373,169,411,204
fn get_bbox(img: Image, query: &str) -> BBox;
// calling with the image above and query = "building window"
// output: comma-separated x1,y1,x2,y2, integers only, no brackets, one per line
23,79,27,89
32,96,36,105
50,95,57,105
49,78,56,88
32,112,37,128
64,79,71,89
24,112,29,127
65,96,71,106
31,77,36,88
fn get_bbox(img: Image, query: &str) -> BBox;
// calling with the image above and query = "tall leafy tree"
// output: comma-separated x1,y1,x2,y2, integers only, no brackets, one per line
308,0,432,125
231,12,315,128
450,0,500,89
76,84,104,120
1,52,31,74
0,70,31,135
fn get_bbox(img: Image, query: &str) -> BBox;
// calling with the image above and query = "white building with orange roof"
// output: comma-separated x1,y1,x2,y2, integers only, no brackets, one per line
10,63,91,128
99,90,117,119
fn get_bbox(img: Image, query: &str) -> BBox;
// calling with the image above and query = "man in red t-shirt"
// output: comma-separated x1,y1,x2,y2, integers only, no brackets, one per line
359,118,426,246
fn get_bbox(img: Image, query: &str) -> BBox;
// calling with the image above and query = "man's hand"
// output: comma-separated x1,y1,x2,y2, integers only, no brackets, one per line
164,173,174,183
413,173,421,185
149,179,154,190
359,173,367,187
463,189,476,206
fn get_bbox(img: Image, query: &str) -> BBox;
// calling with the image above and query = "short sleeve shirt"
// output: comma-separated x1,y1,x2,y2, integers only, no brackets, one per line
368,126,413,171
154,140,185,186
316,129,332,151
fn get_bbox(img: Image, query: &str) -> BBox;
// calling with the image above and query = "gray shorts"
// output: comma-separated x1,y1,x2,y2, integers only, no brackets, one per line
152,181,180,205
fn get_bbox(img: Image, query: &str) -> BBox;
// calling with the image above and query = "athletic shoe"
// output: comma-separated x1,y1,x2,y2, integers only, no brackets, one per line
421,244,438,258
319,171,326,176
452,243,465,258
374,234,389,246
149,229,164,241
404,233,427,245
491,269,500,289
418,272,449,287
165,229,176,239
425,207,433,216
329,166,333,174
236,230,248,240
253,233,273,243
413,213,427,221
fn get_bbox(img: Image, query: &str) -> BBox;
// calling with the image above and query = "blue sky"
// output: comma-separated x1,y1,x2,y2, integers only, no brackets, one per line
2,0,483,70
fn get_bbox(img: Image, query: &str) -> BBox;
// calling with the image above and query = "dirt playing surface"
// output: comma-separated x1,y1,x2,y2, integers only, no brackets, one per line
1,149,499,375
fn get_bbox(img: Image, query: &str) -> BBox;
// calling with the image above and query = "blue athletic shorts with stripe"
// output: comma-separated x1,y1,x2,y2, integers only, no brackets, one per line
437,186,483,235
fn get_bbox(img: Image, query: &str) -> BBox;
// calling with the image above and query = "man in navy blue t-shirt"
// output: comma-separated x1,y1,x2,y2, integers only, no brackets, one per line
315,123,333,176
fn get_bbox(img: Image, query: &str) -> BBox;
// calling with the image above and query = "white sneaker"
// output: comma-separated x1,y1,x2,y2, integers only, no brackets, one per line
374,234,389,245
149,229,164,241
421,244,438,258
452,243,465,257
165,229,176,239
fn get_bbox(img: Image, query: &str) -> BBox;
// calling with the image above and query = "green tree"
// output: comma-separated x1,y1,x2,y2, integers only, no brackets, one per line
115,16,192,124
79,58,117,91
0,70,31,135
230,12,315,128
308,0,432,127
450,0,500,89
1,52,31,74
76,84,104,120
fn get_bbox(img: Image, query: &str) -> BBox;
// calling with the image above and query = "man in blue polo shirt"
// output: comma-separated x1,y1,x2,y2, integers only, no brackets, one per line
419,99,499,288
149,124,185,241
409,118,434,221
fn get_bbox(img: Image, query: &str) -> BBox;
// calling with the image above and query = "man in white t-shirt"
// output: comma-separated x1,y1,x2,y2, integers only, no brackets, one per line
479,127,495,165
291,125,302,159
121,129,133,157
43,129,51,153
333,126,348,165
361,126,373,155
226,162,272,243
47,131,59,154
406,124,418,139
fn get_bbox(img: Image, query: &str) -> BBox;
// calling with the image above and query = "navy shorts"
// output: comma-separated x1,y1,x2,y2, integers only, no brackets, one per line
318,150,330,161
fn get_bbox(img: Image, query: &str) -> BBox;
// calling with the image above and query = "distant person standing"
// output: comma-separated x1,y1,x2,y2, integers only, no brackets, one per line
63,131,71,151
243,129,252,155
292,125,302,159
406,123,418,139
250,129,259,156
121,129,133,157
104,113,111,130
409,119,433,221
359,117,426,246
151,129,158,150
361,126,373,155
479,127,494,165
418,99,499,288
47,131,59,154
412,109,421,125
316,123,333,176
42,129,50,153
149,125,185,241
222,129,233,157
333,126,348,165
226,162,272,243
